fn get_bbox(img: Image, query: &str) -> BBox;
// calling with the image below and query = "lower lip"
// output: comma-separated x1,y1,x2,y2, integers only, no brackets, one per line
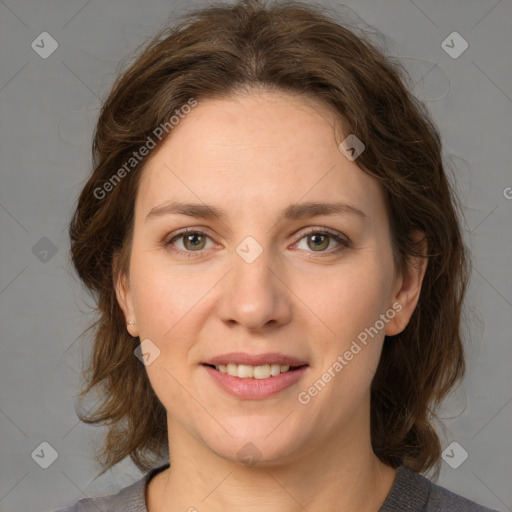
203,365,309,400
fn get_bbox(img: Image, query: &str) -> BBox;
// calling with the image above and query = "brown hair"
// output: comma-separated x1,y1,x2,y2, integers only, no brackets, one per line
69,0,469,479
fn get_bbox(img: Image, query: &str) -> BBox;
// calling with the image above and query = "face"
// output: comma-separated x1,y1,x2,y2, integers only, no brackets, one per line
116,90,423,466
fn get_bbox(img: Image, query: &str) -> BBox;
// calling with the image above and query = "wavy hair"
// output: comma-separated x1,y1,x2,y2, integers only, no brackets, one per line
69,0,469,479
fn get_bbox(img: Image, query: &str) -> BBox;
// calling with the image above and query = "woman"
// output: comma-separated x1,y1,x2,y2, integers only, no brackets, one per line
55,0,499,510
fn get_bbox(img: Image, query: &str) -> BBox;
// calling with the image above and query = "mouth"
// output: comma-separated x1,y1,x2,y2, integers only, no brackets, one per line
201,352,309,399
202,362,309,400
202,363,308,379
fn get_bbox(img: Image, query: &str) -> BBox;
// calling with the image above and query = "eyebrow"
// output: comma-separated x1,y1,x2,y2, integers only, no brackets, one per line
145,201,367,224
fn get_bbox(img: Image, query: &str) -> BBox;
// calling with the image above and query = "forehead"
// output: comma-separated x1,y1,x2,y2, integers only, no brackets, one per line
135,90,384,220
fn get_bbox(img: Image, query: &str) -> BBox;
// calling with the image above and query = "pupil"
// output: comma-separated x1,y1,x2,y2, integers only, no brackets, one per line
186,234,203,249
310,234,328,250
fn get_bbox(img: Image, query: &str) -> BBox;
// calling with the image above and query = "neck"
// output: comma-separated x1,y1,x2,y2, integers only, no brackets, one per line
147,415,397,511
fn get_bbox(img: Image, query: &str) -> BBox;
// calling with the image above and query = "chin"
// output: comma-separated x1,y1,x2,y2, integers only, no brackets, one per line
203,423,308,468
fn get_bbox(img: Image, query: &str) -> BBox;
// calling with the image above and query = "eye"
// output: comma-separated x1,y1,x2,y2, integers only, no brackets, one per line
164,227,350,258
294,228,350,254
165,229,215,256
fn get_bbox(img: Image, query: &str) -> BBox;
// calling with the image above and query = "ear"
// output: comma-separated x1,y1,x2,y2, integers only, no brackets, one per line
385,231,428,336
113,252,139,337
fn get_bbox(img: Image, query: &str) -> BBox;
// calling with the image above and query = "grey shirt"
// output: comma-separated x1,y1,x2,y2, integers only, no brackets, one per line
52,463,500,512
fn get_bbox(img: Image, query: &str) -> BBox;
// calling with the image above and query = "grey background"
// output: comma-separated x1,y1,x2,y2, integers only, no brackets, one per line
0,0,511,511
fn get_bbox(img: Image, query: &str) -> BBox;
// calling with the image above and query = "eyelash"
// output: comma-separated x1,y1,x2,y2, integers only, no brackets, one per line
164,227,350,259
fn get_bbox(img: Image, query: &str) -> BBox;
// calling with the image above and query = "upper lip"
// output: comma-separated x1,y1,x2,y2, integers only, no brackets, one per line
203,352,308,367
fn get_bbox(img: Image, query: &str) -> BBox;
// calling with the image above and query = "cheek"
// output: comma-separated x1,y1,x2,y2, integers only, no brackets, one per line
130,251,202,336
128,251,217,384
295,262,392,424
130,260,202,411
299,258,392,344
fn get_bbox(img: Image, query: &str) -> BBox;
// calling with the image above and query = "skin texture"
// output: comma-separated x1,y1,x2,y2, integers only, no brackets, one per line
115,90,428,511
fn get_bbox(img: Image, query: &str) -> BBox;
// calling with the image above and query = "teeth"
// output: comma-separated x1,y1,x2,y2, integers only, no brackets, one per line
253,364,270,379
215,363,293,379
270,363,282,376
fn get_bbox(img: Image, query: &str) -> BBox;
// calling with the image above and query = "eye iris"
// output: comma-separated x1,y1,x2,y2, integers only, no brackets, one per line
183,233,206,251
307,233,329,251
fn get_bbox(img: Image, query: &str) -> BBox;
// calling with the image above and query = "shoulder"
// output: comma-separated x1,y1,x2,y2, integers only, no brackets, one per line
426,473,500,512
51,463,169,512
380,464,500,512
51,477,145,512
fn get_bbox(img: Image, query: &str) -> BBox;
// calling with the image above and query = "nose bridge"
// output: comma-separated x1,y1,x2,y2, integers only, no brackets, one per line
218,233,291,331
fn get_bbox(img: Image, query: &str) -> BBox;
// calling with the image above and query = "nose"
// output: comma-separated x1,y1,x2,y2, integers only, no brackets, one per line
216,243,293,332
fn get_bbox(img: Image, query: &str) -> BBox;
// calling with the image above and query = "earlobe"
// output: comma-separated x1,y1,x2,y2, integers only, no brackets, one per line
113,253,139,337
385,232,428,337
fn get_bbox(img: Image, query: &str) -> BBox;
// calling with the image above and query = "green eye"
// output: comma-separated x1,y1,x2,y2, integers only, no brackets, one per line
166,229,212,254
295,229,350,253
165,227,350,259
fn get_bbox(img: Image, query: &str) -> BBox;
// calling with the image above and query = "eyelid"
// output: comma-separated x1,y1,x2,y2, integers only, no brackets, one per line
167,226,216,240
294,226,350,245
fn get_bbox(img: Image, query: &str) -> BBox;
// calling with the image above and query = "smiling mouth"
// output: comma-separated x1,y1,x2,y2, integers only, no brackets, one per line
202,363,308,379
